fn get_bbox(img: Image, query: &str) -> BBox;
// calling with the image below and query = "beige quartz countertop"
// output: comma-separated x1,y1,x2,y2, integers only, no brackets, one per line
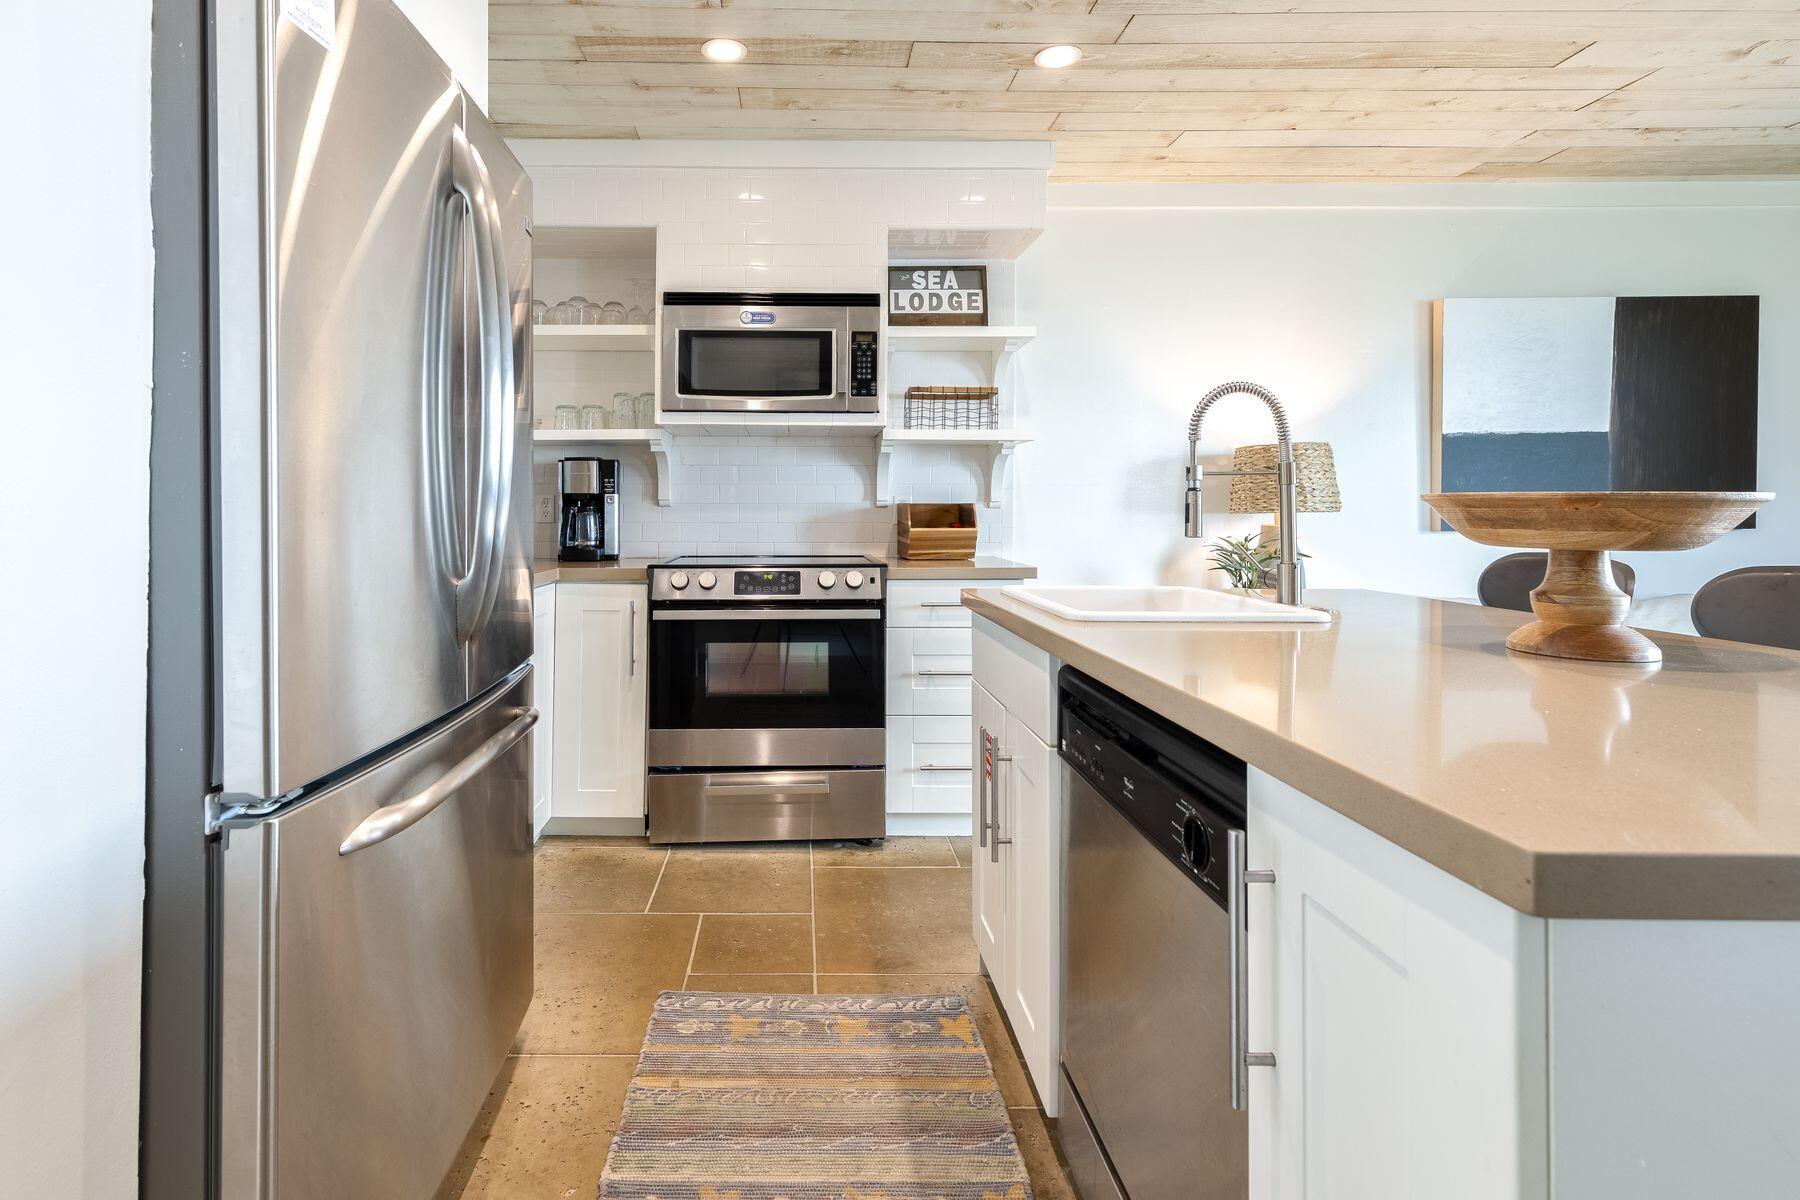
963,587,1800,921
883,556,1035,580
534,556,1033,586
533,558,655,585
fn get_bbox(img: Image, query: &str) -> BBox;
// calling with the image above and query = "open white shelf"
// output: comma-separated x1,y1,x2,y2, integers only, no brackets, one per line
886,325,1035,355
532,427,674,506
876,428,1032,509
532,324,655,354
881,428,1029,447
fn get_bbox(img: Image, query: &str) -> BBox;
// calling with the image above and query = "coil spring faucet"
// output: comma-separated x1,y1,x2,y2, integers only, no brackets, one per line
1184,381,1302,606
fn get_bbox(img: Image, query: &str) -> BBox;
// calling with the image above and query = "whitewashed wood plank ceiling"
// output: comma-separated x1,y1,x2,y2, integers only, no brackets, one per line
489,2,1800,181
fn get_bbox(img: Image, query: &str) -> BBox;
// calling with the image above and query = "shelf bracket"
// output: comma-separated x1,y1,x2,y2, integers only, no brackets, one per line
984,441,1017,508
647,430,674,507
874,438,896,508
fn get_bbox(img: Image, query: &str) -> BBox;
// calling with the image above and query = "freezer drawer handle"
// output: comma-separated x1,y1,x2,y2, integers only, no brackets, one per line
338,707,539,856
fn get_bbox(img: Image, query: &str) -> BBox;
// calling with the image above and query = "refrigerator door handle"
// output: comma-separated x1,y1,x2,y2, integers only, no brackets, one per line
338,706,538,855
449,123,516,646
423,172,473,635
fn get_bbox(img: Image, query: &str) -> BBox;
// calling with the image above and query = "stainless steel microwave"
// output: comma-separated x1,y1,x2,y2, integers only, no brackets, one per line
660,292,881,414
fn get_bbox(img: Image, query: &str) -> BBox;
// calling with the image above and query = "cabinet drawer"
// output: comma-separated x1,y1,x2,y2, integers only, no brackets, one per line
887,627,974,716
888,581,974,629
885,718,975,814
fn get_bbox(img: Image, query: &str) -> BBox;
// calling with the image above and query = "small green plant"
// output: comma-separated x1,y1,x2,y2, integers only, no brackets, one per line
1208,534,1307,590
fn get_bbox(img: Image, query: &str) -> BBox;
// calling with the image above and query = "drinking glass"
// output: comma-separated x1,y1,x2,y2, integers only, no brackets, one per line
601,300,628,325
637,392,656,426
580,403,607,430
568,295,596,325
553,404,579,430
612,391,637,429
626,303,649,325
529,299,548,324
549,301,577,326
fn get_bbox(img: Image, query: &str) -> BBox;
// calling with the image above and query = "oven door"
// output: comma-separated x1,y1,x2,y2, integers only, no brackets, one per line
648,606,885,768
661,301,848,413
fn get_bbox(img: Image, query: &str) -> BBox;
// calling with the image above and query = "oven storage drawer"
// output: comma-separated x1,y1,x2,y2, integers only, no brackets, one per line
647,768,885,844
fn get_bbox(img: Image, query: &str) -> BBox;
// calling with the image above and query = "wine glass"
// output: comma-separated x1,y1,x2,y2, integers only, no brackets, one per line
529,299,548,325
568,295,595,325
601,301,628,326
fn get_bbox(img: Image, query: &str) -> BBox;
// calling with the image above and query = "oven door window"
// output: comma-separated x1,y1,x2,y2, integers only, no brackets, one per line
651,614,883,730
677,329,835,399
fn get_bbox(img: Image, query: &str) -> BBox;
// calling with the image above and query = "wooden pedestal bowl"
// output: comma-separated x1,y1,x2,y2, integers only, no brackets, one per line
1421,491,1773,664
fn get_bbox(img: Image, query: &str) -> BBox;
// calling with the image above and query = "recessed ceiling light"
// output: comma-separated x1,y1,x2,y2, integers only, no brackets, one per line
1033,45,1082,69
701,38,747,63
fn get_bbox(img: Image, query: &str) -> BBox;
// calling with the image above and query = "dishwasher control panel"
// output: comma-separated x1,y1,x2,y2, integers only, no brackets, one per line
1060,667,1246,906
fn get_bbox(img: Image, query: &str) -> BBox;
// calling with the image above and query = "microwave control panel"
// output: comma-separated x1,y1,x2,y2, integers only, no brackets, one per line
850,331,878,398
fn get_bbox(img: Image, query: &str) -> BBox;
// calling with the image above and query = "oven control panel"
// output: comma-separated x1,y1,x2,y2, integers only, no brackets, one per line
735,570,801,597
651,564,885,603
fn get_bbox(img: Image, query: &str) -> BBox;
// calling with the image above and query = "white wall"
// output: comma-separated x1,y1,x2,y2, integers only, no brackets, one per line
0,3,154,1196
1017,183,1800,600
394,0,487,109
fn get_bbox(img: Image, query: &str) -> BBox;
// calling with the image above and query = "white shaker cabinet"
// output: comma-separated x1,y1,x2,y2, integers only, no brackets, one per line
971,614,1062,1115
530,582,557,840
886,578,1023,831
1247,768,1551,1200
549,582,648,834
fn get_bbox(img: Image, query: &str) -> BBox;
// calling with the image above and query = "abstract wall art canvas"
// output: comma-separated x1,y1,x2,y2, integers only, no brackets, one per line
1431,294,1759,527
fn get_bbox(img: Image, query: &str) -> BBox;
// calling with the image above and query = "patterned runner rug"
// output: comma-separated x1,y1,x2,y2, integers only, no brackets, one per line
598,991,1035,1200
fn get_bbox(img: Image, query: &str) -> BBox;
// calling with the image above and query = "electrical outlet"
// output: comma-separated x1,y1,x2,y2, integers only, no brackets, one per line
534,495,554,523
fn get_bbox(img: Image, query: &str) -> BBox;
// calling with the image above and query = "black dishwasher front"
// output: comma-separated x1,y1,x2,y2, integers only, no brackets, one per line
1056,667,1249,1200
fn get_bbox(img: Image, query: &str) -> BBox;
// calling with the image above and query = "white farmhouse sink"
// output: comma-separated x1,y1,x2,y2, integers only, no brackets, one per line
1001,585,1333,624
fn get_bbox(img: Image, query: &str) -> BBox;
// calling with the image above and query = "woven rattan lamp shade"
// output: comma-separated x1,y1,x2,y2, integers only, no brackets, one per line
1229,442,1341,514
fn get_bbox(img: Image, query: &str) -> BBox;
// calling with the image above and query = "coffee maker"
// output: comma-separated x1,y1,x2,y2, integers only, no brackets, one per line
557,457,619,562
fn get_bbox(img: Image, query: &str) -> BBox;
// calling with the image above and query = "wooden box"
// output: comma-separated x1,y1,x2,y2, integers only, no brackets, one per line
896,503,979,560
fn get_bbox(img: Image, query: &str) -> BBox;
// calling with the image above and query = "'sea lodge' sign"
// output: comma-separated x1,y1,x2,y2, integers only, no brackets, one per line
887,266,988,326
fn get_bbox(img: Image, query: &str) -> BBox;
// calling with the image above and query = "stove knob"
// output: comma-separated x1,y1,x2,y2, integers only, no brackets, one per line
818,570,837,589
668,571,690,590
698,571,718,590
845,570,866,589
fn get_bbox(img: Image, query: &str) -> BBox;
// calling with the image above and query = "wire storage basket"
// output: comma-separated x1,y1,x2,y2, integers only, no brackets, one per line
903,386,1001,430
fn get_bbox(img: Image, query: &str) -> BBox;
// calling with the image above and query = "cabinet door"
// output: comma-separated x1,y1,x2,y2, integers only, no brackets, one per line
1248,768,1547,1200
551,584,647,823
1003,712,1060,1114
971,680,1009,991
530,583,556,840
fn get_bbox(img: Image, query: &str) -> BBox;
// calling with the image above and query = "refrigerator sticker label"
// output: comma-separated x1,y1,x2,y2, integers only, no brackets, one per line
280,0,336,49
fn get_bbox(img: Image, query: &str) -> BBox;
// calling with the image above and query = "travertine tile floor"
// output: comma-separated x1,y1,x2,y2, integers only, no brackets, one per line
438,836,1076,1200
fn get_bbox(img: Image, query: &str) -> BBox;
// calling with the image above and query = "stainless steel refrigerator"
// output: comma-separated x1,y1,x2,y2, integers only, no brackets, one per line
210,2,535,1195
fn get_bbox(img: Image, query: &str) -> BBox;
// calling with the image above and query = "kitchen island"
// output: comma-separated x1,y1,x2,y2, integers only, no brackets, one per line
963,587,1800,1200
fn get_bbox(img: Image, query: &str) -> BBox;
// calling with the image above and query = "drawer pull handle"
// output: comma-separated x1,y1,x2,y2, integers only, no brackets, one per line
917,764,970,772
916,669,972,678
919,602,965,609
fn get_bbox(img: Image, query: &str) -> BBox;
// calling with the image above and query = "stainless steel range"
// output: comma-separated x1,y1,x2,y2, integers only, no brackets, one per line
646,555,887,844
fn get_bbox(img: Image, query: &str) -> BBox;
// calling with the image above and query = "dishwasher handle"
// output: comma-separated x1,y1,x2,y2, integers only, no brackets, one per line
1227,828,1278,1110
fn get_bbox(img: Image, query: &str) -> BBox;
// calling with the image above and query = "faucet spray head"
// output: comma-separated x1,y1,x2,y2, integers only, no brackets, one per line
1184,462,1204,538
